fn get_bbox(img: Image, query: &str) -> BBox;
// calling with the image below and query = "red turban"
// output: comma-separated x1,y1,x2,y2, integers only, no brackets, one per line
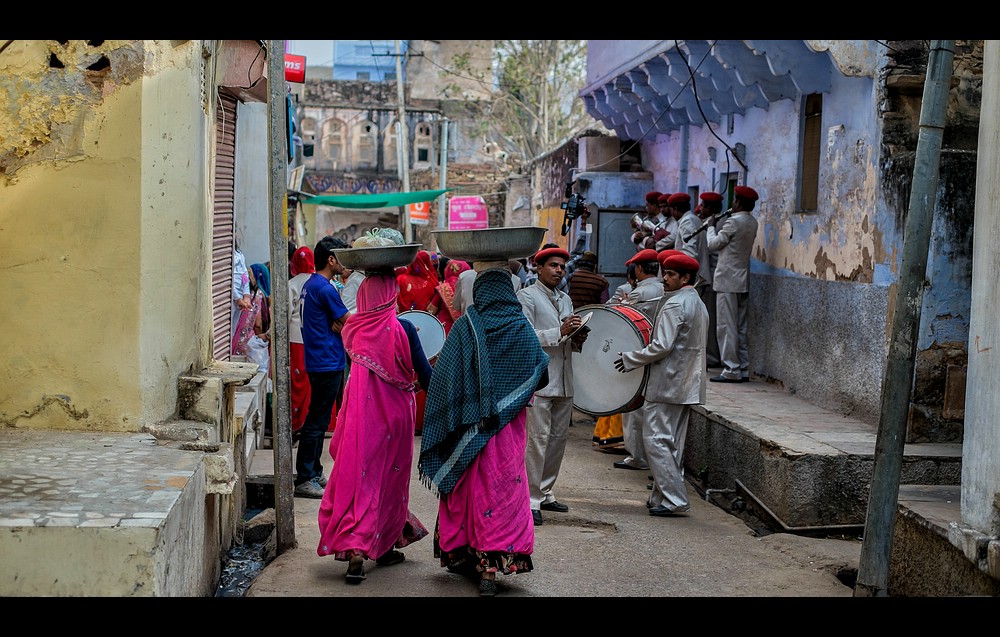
734,186,759,201
533,247,570,266
626,248,659,266
656,249,683,267
659,252,699,273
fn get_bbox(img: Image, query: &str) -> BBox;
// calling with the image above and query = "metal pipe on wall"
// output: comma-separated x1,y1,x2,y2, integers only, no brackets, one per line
679,123,689,193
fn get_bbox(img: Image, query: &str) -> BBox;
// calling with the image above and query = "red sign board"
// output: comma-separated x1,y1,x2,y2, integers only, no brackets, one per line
448,196,489,230
284,54,306,83
408,201,430,225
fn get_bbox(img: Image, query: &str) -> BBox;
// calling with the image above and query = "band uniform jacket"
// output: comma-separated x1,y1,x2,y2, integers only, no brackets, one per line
706,211,758,294
653,216,679,252
623,275,663,323
673,210,713,287
517,281,576,398
620,285,708,405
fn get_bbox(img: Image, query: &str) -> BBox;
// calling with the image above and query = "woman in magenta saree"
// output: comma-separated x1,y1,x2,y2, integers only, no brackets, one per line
316,272,432,583
418,267,550,596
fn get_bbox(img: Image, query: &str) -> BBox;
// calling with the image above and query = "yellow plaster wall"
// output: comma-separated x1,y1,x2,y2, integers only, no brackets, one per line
138,42,213,426
0,40,212,431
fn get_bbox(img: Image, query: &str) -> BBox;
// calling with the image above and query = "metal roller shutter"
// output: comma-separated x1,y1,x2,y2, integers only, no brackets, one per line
212,93,238,361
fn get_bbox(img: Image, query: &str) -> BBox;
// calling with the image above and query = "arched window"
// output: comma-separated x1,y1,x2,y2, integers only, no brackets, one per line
321,118,346,170
413,121,432,168
383,118,398,172
355,119,378,169
300,117,317,167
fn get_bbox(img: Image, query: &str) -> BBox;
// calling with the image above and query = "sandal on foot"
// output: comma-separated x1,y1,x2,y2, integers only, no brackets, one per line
375,550,405,567
479,578,497,597
345,556,366,583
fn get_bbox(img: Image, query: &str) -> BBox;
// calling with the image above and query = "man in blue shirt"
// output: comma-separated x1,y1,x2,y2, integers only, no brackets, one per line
295,236,351,498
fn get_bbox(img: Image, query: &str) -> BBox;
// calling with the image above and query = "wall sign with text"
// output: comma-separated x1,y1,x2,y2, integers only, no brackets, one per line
284,54,306,83
448,196,488,230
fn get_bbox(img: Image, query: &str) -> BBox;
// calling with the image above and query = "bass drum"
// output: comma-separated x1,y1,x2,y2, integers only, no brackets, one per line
398,310,446,362
571,304,653,417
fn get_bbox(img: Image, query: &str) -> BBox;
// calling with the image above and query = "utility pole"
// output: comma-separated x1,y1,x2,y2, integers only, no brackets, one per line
266,39,296,554
854,40,955,597
438,117,449,231
395,40,412,242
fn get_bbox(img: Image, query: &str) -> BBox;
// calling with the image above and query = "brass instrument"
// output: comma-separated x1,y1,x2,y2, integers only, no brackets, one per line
682,208,733,242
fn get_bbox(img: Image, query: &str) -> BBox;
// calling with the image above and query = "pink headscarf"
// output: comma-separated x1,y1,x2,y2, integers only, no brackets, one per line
443,259,471,285
290,246,316,276
342,273,415,390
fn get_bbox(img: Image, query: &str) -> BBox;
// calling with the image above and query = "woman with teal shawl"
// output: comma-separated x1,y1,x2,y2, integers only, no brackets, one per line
418,267,549,597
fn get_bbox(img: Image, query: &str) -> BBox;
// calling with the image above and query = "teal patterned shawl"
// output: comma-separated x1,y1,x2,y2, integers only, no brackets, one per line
418,268,548,496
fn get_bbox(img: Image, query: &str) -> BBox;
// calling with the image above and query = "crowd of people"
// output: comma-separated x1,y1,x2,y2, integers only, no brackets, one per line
234,183,759,597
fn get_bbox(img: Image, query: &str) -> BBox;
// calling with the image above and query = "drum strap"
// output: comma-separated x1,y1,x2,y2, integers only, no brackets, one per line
630,296,663,327
649,296,666,327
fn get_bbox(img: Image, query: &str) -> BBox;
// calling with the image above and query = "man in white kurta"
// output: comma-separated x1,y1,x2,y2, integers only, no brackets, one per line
612,249,663,473
517,246,587,525
615,252,708,515
705,185,759,383
653,193,679,251
671,193,712,289
673,192,721,368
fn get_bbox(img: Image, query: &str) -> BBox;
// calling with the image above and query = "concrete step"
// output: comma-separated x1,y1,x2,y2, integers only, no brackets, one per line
688,380,962,528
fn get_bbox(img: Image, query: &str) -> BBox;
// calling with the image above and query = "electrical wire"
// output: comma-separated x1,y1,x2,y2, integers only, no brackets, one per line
675,39,748,183
582,40,714,173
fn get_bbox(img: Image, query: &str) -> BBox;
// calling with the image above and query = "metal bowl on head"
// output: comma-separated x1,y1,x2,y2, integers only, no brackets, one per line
432,226,547,262
333,244,421,274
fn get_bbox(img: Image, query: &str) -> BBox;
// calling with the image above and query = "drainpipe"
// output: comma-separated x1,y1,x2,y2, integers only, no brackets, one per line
679,123,689,193
854,40,955,598
267,39,296,554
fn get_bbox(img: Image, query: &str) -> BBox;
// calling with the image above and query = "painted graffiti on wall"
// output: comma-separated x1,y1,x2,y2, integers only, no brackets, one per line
305,173,399,195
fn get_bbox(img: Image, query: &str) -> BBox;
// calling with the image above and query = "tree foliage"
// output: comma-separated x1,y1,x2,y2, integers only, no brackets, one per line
446,40,591,165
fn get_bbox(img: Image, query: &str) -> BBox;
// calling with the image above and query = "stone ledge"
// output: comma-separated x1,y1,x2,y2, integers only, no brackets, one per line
154,439,236,495
143,419,213,442
948,521,1000,580
199,361,259,386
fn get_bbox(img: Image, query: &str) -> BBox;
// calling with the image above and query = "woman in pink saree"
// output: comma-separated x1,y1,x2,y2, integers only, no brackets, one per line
316,272,433,583
418,267,550,596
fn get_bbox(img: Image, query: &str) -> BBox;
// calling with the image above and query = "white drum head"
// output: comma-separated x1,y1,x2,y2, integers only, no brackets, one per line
571,304,650,416
398,310,446,360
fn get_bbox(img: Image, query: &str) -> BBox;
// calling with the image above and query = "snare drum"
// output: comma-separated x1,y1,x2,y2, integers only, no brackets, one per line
571,304,653,416
398,310,446,362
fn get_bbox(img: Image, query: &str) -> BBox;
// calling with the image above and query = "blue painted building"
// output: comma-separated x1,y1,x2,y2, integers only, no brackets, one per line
332,40,405,81
575,40,981,441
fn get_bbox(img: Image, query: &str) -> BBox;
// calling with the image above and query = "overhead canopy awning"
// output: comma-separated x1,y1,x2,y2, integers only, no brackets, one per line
300,189,451,209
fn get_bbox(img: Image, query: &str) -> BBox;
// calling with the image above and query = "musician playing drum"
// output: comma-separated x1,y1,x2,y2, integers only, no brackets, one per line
516,246,589,526
611,248,663,474
613,252,708,517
